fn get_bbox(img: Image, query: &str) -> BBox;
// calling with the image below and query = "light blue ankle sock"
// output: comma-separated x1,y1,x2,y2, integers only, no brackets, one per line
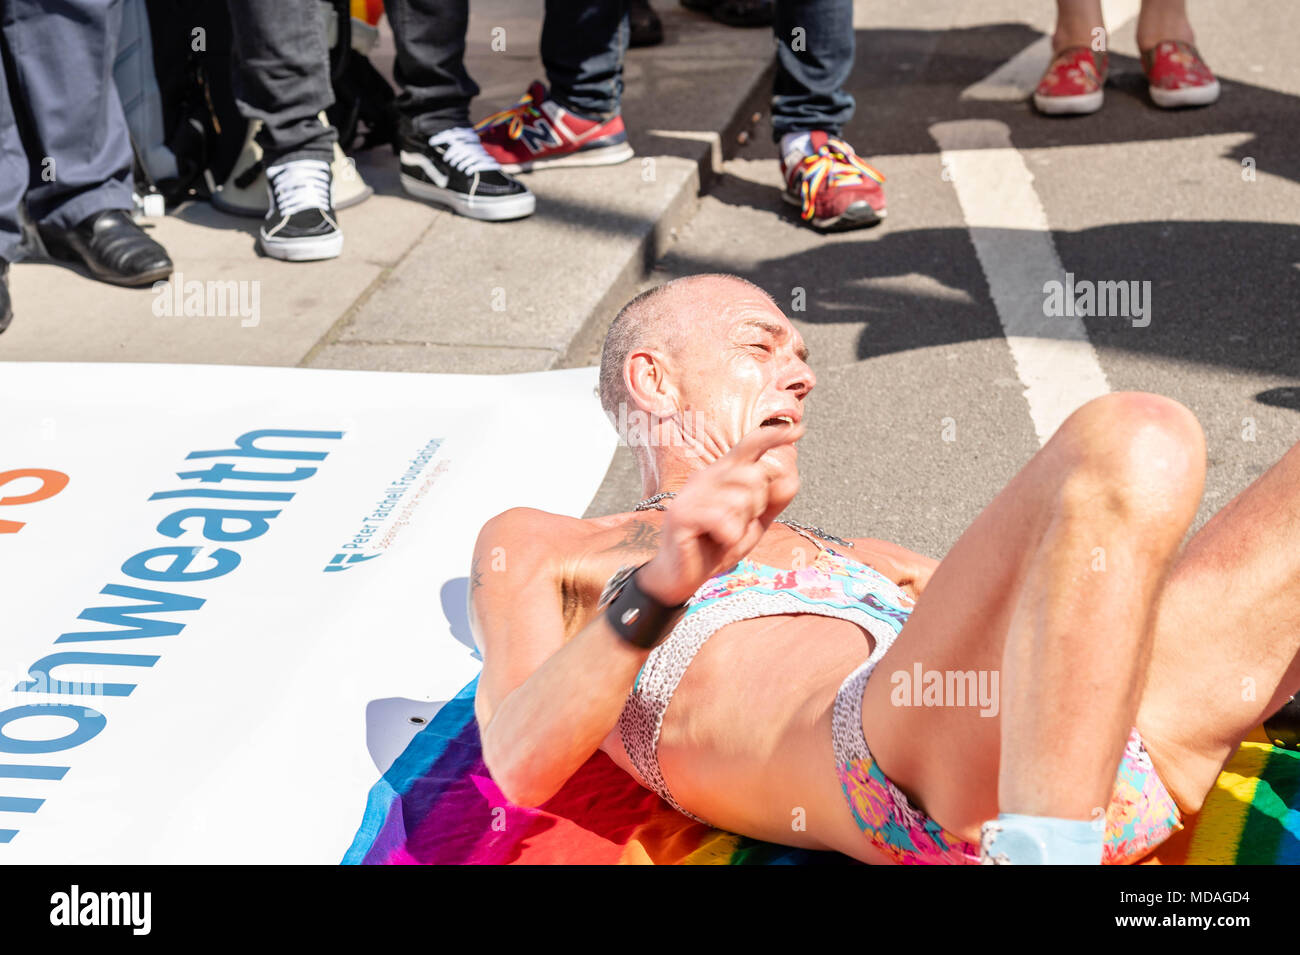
979,813,1104,865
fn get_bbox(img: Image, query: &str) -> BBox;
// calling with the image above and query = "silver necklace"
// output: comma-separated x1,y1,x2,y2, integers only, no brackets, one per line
634,492,853,548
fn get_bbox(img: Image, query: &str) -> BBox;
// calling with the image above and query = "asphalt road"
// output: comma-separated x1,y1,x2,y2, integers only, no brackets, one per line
583,0,1300,561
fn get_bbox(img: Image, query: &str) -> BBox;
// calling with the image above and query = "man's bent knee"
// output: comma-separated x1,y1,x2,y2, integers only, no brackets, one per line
1054,392,1206,527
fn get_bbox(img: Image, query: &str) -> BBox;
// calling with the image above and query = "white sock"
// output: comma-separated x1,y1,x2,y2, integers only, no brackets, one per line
779,131,813,162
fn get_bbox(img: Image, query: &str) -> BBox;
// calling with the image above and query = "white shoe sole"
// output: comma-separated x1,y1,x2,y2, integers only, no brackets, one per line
400,174,536,221
1032,89,1104,115
258,229,344,262
498,142,635,174
1150,79,1220,108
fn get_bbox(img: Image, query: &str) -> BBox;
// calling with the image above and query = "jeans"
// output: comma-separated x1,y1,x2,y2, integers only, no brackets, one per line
771,0,856,141
0,0,136,263
391,0,629,136
227,0,338,166
540,0,629,121
229,0,629,155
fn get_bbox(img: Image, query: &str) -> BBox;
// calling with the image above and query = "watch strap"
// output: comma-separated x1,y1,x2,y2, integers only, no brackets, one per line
603,564,685,649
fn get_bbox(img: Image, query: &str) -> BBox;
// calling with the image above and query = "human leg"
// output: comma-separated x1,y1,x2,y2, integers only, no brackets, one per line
6,0,171,285
473,0,633,176
1136,436,1300,812
857,393,1205,848
226,0,336,165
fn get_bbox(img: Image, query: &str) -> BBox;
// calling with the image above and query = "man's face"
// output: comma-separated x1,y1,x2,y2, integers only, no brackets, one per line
668,282,815,460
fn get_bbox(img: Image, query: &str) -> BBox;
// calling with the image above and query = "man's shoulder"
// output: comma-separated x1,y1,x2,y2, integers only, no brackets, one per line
476,507,655,575
478,506,588,542
475,507,616,564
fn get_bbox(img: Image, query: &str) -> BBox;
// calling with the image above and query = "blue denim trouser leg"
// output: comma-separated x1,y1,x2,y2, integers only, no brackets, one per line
771,0,855,142
541,0,628,121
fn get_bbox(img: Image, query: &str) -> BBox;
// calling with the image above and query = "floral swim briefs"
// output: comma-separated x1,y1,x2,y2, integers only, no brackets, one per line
830,658,1184,865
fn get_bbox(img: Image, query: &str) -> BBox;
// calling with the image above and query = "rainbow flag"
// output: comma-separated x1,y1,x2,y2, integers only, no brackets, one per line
343,677,1300,865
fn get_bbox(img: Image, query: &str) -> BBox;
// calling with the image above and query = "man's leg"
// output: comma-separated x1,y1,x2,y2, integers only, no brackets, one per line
0,41,26,265
1135,436,1300,811
226,0,336,166
5,0,132,230
771,0,854,142
474,0,631,175
4,0,170,286
541,0,629,122
858,393,1206,847
470,0,631,189
0,44,24,332
386,0,533,221
770,0,883,230
226,0,342,261
386,0,478,139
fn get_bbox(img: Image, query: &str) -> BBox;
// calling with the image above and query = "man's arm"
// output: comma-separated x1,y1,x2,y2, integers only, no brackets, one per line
469,508,653,808
470,422,804,807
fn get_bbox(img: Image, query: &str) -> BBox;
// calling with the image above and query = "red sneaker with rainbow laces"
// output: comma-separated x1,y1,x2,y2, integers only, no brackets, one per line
780,131,886,231
474,81,634,173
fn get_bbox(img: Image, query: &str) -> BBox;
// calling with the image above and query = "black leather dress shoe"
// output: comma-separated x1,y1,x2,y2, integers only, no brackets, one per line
38,209,173,288
0,260,12,334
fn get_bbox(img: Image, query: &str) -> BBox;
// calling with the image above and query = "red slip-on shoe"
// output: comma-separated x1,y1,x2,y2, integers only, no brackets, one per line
780,131,886,231
1033,46,1108,115
473,81,634,173
1142,40,1220,108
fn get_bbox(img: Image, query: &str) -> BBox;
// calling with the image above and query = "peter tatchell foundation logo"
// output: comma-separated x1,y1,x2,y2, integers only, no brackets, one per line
49,885,151,935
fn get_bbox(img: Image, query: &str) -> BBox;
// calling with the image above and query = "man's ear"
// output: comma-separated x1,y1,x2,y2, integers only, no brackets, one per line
625,348,677,417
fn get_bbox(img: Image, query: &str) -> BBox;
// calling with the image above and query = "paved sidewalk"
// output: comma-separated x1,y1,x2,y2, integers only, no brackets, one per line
0,1,775,373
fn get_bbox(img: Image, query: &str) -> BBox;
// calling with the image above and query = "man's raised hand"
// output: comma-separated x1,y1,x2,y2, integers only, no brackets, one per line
638,421,803,606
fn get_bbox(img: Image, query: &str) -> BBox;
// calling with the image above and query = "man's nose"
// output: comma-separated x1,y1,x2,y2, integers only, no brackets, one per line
787,360,815,395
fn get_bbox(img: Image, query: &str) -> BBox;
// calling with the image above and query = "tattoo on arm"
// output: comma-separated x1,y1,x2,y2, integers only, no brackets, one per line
602,520,660,556
469,554,483,601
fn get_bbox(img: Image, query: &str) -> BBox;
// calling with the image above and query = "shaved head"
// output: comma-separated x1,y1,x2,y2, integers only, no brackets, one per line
598,274,777,429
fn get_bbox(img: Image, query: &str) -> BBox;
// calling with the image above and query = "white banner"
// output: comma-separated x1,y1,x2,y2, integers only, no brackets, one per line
0,362,616,863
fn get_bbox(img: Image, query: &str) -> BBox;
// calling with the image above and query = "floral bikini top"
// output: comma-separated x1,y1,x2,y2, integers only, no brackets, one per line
618,535,917,819
680,546,915,644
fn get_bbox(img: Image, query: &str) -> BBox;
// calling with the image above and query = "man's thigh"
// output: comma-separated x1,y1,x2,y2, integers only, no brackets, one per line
1137,439,1300,811
857,444,1058,840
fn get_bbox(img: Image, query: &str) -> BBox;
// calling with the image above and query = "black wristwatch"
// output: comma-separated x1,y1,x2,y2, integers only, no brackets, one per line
599,562,686,649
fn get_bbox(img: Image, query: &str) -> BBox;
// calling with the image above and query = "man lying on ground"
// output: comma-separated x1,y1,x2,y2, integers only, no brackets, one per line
468,273,1300,864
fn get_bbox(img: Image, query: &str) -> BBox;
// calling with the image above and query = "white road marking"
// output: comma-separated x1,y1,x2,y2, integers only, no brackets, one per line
960,0,1140,101
930,119,1110,445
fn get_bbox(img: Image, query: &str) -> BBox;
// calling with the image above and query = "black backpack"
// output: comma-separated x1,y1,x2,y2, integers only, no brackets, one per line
143,0,395,205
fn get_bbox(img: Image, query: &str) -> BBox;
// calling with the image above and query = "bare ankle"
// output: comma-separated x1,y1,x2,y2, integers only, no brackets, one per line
1053,26,1106,55
1137,19,1195,51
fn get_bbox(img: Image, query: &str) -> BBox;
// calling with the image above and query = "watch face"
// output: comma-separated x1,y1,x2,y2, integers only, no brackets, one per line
598,564,640,608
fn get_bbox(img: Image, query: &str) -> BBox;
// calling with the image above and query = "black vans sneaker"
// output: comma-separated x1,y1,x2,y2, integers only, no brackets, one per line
260,159,344,261
399,127,535,221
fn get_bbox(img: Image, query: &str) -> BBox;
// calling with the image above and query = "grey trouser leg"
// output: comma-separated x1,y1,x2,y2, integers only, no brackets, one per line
0,34,27,263
1,0,135,233
227,0,337,165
